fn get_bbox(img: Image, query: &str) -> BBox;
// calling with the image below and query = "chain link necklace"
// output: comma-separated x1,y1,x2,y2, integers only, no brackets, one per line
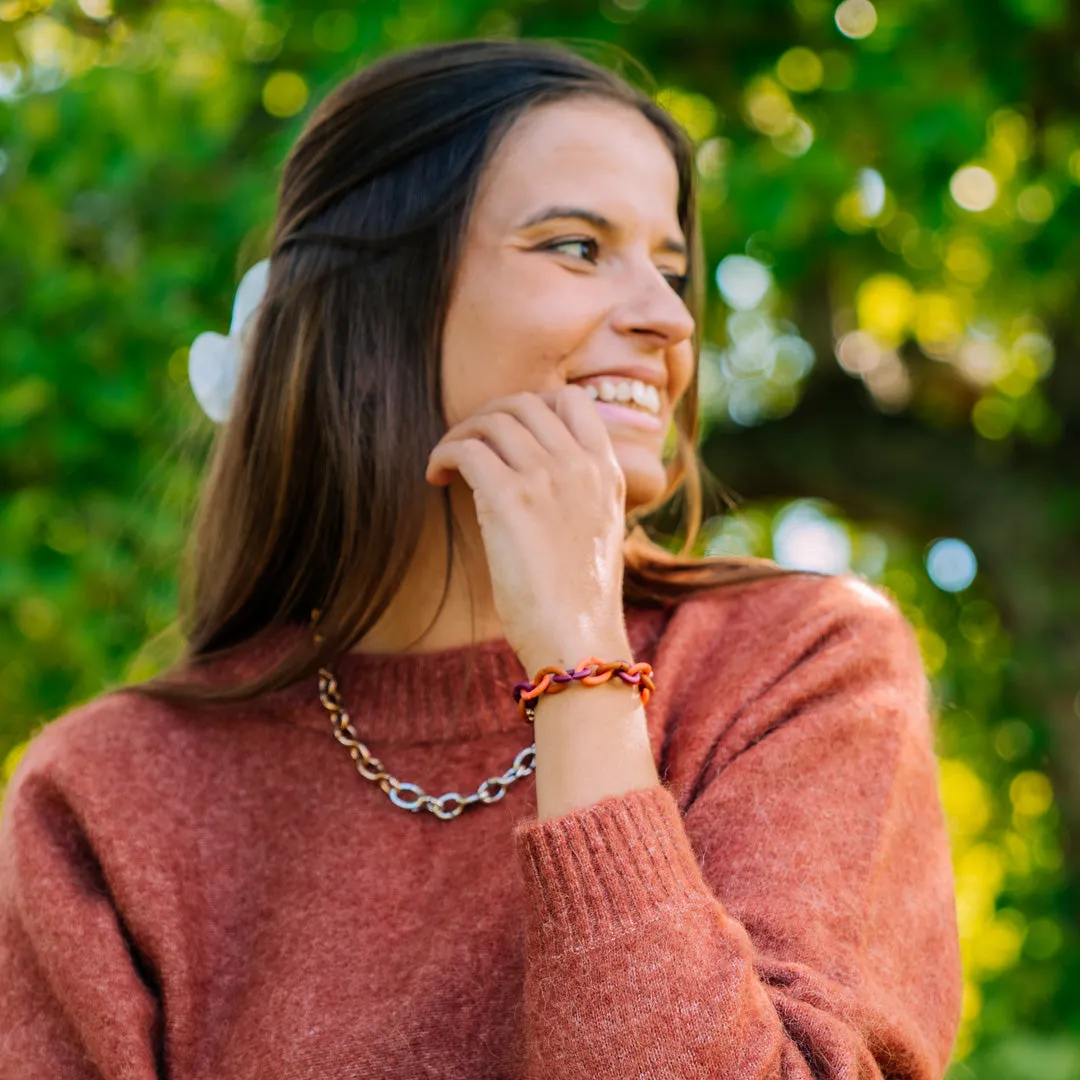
317,666,536,821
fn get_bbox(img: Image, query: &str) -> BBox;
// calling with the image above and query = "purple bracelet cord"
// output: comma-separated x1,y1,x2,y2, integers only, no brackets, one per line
511,664,643,706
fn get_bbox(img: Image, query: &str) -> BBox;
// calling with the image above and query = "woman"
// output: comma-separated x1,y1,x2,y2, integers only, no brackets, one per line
0,39,962,1079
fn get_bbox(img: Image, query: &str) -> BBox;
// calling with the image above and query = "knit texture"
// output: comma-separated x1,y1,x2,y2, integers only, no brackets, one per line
0,571,962,1079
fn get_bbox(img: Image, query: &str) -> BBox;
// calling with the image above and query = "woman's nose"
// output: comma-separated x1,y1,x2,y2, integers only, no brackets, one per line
610,264,695,348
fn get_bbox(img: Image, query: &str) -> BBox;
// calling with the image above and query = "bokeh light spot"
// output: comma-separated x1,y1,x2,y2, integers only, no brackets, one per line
926,537,977,592
914,292,965,355
916,627,948,674
1009,771,1054,818
868,357,912,409
993,719,1033,761
989,108,1032,162
657,87,719,142
956,339,1009,387
1025,917,1064,960
703,511,770,558
1012,330,1055,377
836,329,888,374
1016,184,1054,223
695,136,729,181
945,236,992,285
716,255,772,310
770,335,816,381
835,0,878,38
743,76,794,136
961,980,983,1023
939,758,992,839
776,47,824,93
950,166,998,211
773,116,814,157
1069,149,1080,185
15,596,61,641
957,842,1007,897
855,273,915,345
77,0,112,19
262,71,309,118
243,21,285,63
772,501,852,574
976,910,1027,973
971,396,1015,439
857,168,886,218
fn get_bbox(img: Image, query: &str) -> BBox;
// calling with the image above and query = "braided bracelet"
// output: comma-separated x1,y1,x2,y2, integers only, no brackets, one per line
512,656,655,723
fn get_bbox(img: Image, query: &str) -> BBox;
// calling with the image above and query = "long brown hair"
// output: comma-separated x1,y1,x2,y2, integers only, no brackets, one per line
137,39,803,707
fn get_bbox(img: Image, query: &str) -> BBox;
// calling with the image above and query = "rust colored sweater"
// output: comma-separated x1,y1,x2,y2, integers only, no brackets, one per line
0,571,962,1079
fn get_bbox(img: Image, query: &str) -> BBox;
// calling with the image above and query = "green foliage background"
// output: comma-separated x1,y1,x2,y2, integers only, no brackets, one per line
2,0,1078,1074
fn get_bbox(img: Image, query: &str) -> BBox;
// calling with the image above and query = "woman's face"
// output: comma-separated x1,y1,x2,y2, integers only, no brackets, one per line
441,95,696,514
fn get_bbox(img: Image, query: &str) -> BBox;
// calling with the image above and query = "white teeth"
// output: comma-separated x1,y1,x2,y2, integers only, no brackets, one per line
581,378,660,414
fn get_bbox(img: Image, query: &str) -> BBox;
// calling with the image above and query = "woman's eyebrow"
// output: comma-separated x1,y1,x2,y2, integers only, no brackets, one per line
516,204,687,258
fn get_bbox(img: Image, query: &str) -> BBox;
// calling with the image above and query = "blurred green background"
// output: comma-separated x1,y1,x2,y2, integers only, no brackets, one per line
2,0,1078,1074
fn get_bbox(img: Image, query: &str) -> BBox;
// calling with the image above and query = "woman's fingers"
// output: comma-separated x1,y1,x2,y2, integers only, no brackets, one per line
540,384,615,458
427,411,549,482
425,386,618,488
441,385,613,458
464,390,581,459
422,385,628,665
425,435,516,490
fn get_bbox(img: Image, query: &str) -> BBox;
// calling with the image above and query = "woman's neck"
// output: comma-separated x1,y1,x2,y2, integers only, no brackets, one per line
348,481,505,656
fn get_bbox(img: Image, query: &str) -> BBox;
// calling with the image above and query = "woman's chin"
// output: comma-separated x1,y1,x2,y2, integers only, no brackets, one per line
615,449,669,514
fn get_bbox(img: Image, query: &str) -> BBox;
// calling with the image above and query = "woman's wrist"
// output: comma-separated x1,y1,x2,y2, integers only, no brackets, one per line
531,676,658,820
519,631,634,679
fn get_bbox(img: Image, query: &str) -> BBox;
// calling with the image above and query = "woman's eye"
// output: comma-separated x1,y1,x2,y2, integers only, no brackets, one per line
663,272,689,298
541,238,687,297
545,237,599,262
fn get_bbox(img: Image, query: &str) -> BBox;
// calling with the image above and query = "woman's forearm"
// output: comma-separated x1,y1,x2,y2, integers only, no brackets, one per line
525,637,661,822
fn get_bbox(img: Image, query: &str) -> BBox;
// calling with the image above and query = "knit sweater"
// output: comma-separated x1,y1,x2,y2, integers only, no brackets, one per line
0,570,962,1080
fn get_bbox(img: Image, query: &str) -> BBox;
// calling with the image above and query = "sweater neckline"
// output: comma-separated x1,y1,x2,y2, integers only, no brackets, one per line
316,632,536,744
209,604,671,746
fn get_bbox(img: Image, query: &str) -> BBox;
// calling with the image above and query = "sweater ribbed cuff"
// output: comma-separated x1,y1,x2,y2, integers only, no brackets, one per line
512,784,717,958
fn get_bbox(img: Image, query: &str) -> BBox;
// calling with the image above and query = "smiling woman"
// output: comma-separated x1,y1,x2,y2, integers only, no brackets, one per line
440,97,694,518
0,38,962,1080
144,37,796,682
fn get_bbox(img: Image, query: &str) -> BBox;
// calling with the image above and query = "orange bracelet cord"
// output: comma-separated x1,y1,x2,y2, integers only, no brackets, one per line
512,656,655,723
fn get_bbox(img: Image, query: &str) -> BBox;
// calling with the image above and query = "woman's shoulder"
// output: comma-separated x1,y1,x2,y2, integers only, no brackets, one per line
669,567,914,641
651,571,933,810
1,690,163,853
654,568,926,709
10,687,166,780
4,682,264,818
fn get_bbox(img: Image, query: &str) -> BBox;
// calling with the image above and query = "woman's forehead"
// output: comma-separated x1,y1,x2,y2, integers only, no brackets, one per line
474,97,682,231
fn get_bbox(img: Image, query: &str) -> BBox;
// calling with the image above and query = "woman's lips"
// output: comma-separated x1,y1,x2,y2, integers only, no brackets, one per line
590,400,664,432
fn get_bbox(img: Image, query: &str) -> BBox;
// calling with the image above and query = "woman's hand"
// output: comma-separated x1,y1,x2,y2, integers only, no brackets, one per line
425,385,631,673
